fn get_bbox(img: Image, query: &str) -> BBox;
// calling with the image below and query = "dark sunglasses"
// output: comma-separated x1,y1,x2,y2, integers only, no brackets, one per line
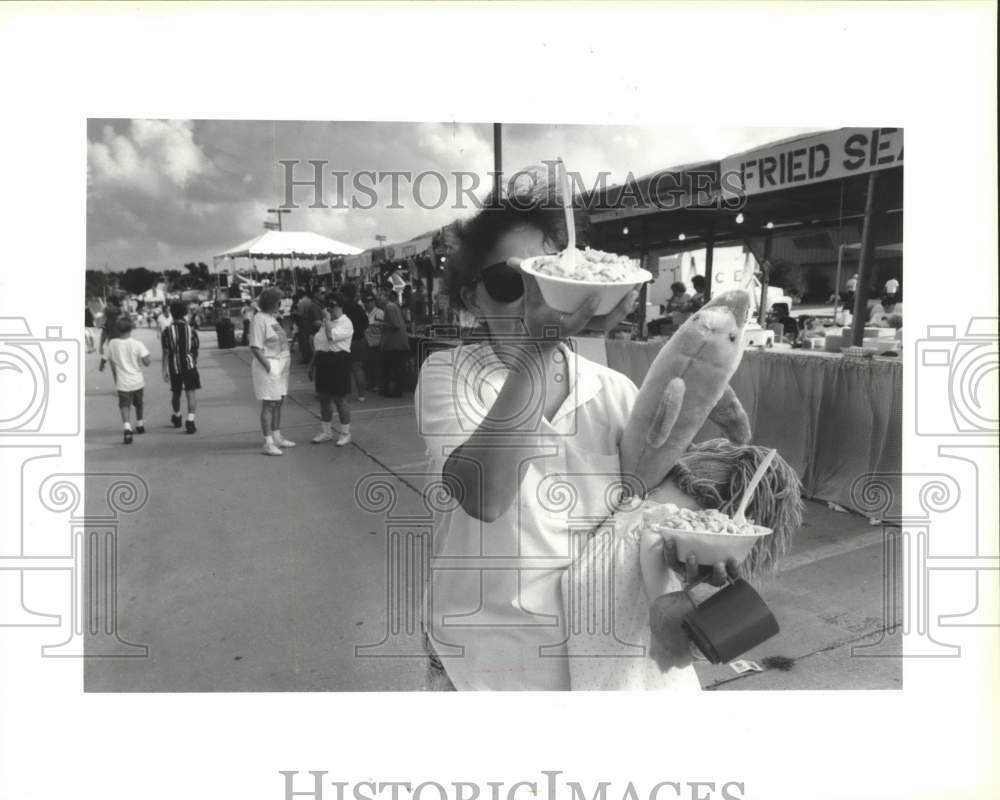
479,261,524,303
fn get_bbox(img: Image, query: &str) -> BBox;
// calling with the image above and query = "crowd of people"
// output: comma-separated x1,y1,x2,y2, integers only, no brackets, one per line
91,273,436,454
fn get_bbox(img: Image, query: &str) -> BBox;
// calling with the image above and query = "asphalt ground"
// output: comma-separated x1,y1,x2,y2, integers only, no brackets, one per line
84,326,901,692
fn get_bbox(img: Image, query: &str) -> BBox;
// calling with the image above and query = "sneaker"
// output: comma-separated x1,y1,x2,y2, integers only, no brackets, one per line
135,424,145,435
262,441,283,456
185,420,197,434
171,414,182,428
311,429,335,444
336,431,352,447
274,435,296,448
123,429,133,445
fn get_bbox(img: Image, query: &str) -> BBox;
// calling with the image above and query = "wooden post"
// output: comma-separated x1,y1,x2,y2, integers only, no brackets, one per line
757,230,773,326
704,227,715,301
851,171,879,346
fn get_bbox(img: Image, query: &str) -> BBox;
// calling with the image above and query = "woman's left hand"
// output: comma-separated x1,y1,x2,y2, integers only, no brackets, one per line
663,537,740,588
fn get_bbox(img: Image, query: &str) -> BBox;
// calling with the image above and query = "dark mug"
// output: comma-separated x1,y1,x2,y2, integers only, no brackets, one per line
681,578,779,664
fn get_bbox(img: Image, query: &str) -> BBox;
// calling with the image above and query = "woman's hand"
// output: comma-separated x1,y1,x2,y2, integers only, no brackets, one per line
508,257,640,345
663,537,740,588
307,366,314,381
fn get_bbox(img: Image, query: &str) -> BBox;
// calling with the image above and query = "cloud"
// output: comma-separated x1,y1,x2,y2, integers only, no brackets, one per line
87,120,823,270
88,119,213,195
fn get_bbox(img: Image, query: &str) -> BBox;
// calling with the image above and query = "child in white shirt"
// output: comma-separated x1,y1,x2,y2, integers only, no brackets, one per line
106,316,151,444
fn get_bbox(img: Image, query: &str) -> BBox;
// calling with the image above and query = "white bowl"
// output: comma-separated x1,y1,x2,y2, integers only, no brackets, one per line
659,524,773,565
520,254,652,316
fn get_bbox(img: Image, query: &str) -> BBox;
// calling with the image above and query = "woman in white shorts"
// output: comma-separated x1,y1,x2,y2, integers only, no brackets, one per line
249,287,296,456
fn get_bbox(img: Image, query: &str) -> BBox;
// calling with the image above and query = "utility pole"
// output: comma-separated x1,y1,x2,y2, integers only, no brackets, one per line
267,207,292,290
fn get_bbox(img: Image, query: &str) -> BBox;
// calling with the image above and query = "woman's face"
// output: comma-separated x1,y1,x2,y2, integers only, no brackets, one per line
464,224,556,338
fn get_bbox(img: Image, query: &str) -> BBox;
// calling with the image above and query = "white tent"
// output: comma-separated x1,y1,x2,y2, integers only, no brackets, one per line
213,230,363,290
214,230,362,260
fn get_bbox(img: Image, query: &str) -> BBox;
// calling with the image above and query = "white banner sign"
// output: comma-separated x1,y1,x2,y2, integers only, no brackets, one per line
721,127,903,198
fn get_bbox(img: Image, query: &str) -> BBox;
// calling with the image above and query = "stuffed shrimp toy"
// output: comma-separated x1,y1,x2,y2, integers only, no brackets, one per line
560,290,803,689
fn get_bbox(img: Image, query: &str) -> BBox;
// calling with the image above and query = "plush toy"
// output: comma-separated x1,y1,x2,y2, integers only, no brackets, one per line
560,290,804,689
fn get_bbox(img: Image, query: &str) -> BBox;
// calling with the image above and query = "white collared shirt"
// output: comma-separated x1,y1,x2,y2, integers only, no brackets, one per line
313,315,353,353
416,341,639,690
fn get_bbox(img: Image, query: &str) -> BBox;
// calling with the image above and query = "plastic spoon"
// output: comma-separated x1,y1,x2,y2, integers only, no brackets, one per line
733,448,777,525
558,158,576,269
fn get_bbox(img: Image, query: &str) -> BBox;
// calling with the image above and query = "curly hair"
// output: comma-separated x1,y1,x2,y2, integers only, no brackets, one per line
668,438,804,584
445,196,570,311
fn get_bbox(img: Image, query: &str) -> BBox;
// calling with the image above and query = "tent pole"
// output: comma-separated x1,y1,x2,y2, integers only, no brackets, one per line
851,171,879,346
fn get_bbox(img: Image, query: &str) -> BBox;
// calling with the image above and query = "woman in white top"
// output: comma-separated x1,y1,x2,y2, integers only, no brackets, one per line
249,287,296,456
416,189,656,690
308,293,354,446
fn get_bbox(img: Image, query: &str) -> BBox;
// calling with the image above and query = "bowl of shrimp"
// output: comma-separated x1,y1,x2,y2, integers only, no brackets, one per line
520,248,652,316
641,503,773,565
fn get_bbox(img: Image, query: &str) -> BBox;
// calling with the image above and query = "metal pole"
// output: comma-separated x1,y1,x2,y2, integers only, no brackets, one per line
493,123,502,203
757,231,773,326
704,228,715,301
833,243,845,320
851,171,879,346
637,224,648,340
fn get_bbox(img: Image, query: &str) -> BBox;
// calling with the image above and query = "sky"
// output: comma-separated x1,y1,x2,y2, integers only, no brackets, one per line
86,120,821,271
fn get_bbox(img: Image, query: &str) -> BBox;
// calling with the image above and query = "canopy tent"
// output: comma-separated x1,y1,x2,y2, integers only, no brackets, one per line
214,230,363,260
213,230,363,291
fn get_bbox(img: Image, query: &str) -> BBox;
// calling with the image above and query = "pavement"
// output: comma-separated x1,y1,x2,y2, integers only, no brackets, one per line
84,326,901,692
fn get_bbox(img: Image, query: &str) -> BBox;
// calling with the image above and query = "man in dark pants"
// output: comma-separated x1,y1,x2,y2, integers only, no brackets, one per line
376,287,409,398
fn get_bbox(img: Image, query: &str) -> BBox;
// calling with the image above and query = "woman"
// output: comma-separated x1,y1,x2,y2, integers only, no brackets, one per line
664,281,692,328
249,287,296,456
340,282,370,403
416,192,648,691
308,294,353,446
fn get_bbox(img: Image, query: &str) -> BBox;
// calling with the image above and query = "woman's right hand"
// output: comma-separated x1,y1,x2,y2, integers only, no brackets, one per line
263,359,272,374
